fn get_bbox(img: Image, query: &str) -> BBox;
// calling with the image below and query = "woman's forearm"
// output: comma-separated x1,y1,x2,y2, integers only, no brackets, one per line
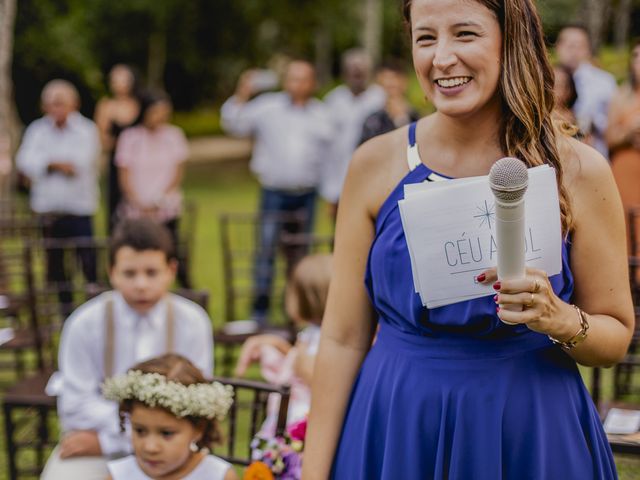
566,310,633,367
302,336,369,479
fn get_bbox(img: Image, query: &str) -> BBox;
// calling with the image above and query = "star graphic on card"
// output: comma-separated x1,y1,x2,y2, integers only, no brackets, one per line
473,200,495,230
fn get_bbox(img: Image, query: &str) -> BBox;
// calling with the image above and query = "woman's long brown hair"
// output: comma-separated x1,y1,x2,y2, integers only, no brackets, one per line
403,0,573,233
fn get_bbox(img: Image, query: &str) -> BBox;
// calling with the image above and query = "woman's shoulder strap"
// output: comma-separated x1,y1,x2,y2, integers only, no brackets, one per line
407,122,422,171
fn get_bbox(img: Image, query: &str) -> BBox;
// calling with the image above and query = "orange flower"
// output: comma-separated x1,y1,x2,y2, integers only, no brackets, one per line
243,461,275,480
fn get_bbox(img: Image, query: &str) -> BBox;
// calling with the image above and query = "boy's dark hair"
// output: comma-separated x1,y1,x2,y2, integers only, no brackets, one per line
109,218,175,266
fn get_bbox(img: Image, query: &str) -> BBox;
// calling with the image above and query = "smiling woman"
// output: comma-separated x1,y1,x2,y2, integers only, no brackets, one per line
302,0,634,479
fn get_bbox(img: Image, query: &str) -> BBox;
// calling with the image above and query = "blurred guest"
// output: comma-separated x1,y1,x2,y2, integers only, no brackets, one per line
94,64,141,233
552,64,579,127
556,25,617,158
607,39,640,259
360,60,420,144
321,49,386,209
114,91,190,287
221,60,333,326
16,80,100,315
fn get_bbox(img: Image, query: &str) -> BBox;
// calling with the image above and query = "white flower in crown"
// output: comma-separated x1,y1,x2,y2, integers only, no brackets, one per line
102,370,234,421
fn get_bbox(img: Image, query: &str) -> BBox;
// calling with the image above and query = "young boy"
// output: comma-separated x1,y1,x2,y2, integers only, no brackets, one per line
41,218,214,480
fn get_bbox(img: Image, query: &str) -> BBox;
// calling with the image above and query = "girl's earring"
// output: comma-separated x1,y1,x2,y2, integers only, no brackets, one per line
189,441,199,453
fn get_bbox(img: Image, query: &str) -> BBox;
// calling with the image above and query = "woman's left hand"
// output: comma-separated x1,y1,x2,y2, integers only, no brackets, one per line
478,267,575,339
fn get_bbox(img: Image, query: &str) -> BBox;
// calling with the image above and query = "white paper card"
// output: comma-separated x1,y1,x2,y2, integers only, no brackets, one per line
398,165,562,308
604,408,640,435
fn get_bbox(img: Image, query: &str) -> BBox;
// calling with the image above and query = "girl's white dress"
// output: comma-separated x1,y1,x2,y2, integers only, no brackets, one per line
107,454,232,480
258,324,321,436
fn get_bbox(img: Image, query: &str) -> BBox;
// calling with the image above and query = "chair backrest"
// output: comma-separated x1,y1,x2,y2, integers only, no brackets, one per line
0,199,41,242
279,231,334,275
211,376,290,466
219,212,286,324
24,237,111,370
219,212,334,325
173,288,209,311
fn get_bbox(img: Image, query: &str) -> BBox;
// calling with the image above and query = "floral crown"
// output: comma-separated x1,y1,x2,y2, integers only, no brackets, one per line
102,370,234,421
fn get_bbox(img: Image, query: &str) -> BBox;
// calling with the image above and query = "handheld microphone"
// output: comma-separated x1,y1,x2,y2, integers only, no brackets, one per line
489,158,528,313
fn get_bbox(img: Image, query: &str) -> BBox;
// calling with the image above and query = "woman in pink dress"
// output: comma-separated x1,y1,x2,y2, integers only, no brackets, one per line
115,91,190,285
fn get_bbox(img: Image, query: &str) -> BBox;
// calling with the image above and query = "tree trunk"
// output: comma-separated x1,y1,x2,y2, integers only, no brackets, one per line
314,24,333,87
582,0,612,53
0,0,20,199
147,30,167,90
360,0,383,66
614,0,632,50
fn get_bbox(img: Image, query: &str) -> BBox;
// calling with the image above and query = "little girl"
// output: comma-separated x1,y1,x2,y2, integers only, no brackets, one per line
234,253,332,435
102,353,238,480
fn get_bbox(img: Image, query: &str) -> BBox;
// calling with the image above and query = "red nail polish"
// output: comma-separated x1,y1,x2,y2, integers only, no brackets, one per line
477,273,486,282
496,306,500,312
493,281,501,290
493,295,498,302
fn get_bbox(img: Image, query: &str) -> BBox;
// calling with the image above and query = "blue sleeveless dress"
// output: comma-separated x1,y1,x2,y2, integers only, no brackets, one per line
330,123,617,479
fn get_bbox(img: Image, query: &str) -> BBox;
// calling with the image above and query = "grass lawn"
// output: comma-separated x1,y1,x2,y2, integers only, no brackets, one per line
0,159,639,478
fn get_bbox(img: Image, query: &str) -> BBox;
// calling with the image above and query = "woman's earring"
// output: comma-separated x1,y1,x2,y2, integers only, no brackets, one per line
189,441,199,453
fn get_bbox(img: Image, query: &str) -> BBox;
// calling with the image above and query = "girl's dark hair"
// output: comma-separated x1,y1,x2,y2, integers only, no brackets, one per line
118,353,223,450
132,89,172,126
109,218,175,266
553,63,578,108
403,0,573,233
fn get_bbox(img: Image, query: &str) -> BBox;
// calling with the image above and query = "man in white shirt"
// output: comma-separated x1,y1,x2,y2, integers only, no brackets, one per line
221,60,333,325
321,49,386,208
41,218,214,480
555,25,617,159
16,80,101,315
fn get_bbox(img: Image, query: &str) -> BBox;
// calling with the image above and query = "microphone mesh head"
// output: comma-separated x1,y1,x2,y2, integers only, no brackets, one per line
489,157,528,202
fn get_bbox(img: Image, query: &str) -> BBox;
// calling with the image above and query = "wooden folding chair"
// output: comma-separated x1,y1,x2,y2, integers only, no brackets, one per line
216,212,335,375
216,212,296,375
211,377,290,466
2,237,111,480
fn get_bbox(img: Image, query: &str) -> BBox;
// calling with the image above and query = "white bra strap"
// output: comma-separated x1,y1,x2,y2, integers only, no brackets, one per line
407,122,422,171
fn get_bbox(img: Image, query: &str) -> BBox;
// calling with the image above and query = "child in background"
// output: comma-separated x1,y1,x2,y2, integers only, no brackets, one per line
234,254,332,434
103,353,237,480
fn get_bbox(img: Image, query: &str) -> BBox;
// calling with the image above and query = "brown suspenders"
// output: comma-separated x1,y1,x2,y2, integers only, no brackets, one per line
103,294,175,379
